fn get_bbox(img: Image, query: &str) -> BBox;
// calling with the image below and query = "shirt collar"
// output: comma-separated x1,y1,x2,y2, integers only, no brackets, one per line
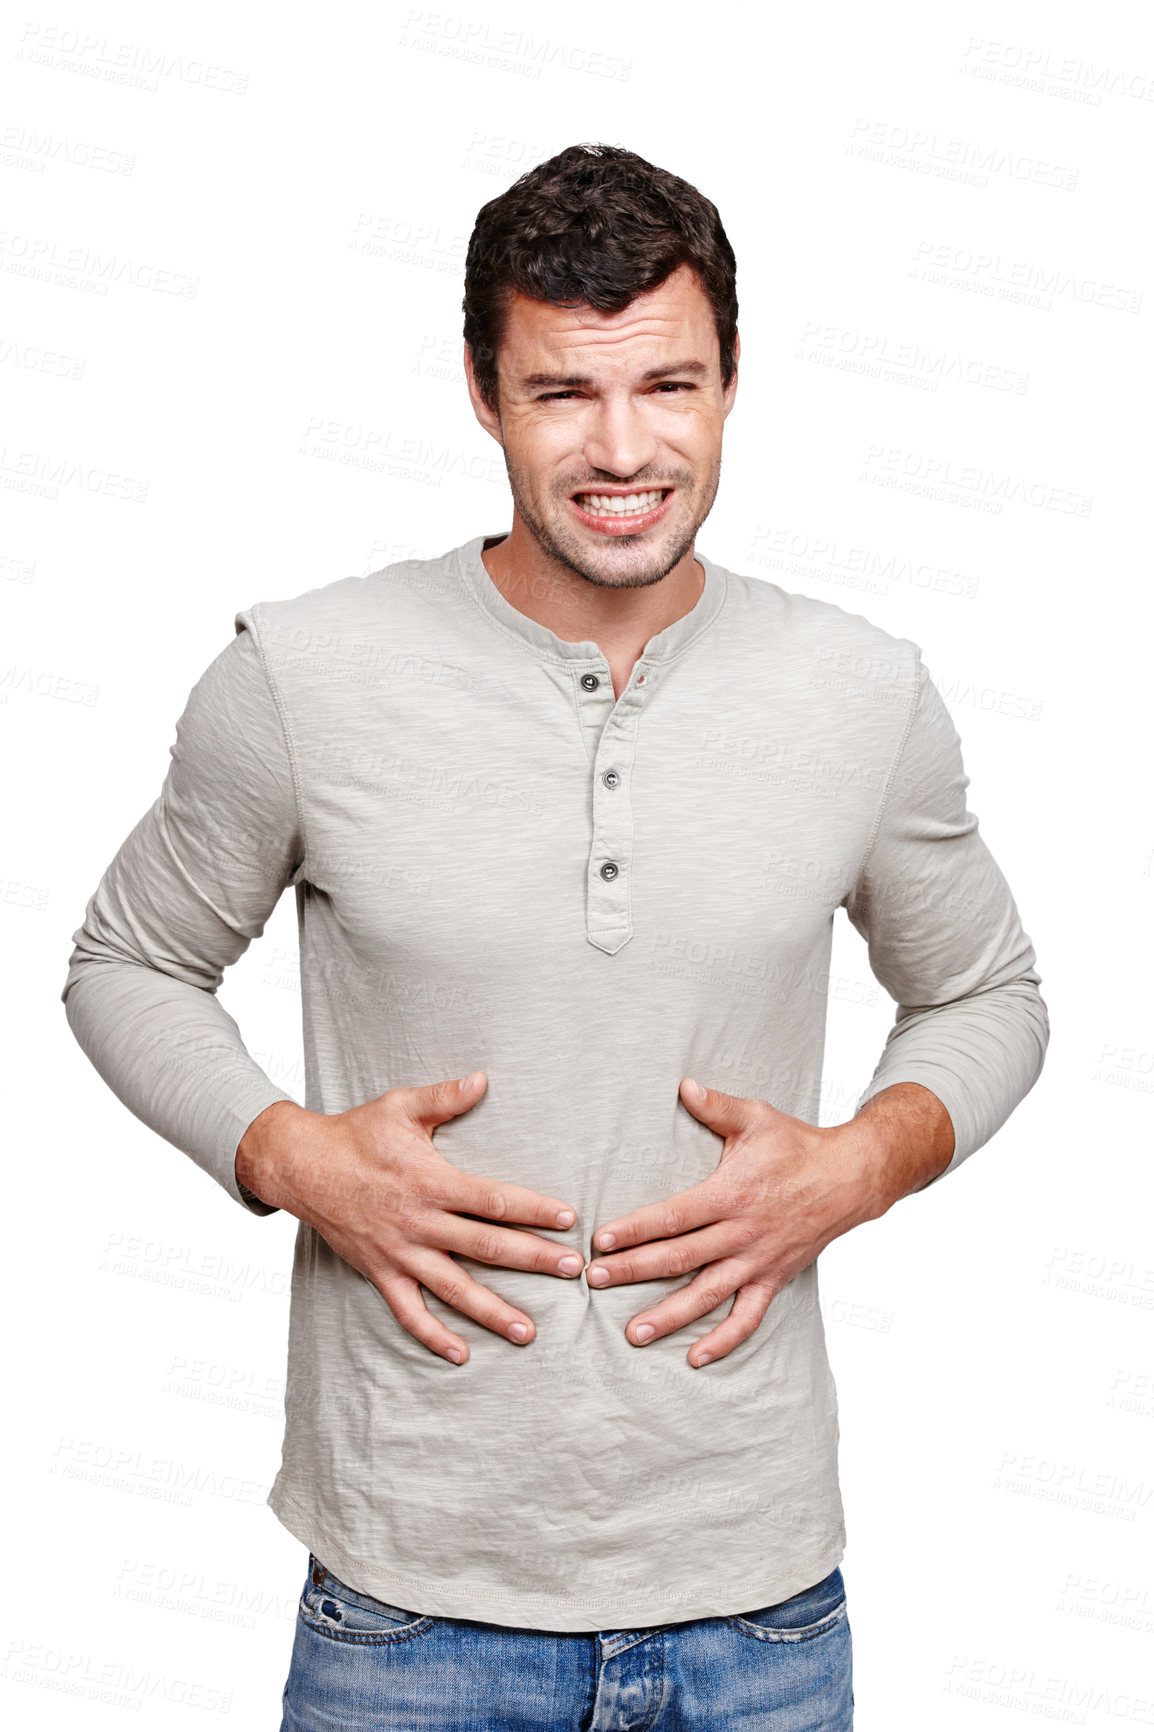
452,533,728,667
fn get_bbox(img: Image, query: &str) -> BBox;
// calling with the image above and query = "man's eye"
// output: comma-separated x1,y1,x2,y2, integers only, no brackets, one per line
654,382,692,393
539,391,580,401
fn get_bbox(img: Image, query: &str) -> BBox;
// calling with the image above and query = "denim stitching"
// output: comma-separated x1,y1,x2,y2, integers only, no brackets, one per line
298,1565,434,1647
723,1598,846,1644
298,1598,435,1647
636,1633,665,1732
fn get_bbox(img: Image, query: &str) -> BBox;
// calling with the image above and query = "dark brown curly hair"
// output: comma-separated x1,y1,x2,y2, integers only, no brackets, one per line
463,143,738,412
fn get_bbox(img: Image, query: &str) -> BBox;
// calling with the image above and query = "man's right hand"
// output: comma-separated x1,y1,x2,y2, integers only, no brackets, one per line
235,1072,581,1365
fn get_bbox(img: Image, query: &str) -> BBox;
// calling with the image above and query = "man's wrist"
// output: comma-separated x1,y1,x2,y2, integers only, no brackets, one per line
236,1099,313,1210
837,1082,955,1219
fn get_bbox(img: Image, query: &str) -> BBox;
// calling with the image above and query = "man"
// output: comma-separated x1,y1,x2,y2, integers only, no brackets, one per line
62,144,1048,1729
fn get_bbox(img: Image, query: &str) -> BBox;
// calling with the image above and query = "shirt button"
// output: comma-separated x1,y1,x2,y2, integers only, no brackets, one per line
602,769,620,788
580,673,600,691
599,861,619,881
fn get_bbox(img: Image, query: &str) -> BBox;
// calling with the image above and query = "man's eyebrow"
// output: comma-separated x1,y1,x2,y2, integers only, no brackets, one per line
517,359,711,389
520,372,594,388
640,359,709,381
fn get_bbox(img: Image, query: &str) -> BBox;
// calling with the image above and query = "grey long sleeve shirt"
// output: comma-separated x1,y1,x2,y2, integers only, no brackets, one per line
61,534,1048,1630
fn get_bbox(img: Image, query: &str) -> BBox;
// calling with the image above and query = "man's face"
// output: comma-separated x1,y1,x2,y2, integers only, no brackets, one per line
467,263,739,590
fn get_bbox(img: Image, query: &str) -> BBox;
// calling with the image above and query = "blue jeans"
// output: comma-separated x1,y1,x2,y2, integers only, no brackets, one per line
280,1552,853,1729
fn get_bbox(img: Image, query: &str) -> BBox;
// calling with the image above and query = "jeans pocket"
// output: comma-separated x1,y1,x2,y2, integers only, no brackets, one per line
298,1554,435,1644
726,1565,847,1643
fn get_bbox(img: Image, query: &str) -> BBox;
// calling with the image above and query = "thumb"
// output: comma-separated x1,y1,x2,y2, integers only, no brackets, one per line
391,1069,488,1130
679,1077,764,1139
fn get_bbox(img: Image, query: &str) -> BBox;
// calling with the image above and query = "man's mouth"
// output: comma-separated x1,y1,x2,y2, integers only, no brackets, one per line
568,487,675,534
572,488,669,519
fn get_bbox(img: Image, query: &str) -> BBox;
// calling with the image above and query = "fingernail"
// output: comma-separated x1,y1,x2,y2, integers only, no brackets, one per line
695,1351,712,1367
587,1266,609,1288
555,1208,575,1228
459,1071,480,1092
508,1321,529,1342
634,1323,655,1343
558,1255,582,1275
596,1232,616,1250
445,1347,464,1364
687,1078,705,1100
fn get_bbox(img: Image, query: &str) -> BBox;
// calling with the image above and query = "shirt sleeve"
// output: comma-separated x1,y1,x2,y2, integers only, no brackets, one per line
60,611,304,1215
843,657,1049,1184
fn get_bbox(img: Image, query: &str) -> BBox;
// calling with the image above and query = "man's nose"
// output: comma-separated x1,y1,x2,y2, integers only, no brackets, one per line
582,398,660,480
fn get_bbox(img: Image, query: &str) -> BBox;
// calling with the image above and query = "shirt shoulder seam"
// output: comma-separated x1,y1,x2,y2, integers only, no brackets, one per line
851,651,926,887
241,604,311,879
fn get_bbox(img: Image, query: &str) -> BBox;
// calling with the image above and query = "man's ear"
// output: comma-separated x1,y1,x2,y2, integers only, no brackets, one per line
464,344,503,445
723,329,740,418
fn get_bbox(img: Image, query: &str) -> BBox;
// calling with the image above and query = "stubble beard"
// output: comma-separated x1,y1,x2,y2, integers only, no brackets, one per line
502,453,722,592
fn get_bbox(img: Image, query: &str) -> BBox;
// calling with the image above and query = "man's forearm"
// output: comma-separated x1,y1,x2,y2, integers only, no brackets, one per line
841,1081,955,1219
62,955,295,1210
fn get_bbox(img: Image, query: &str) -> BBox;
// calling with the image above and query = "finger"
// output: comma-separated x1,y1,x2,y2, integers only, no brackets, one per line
413,1250,539,1347
585,1223,736,1289
591,1177,732,1255
685,1281,777,1368
437,1216,585,1279
389,1070,488,1132
621,1259,746,1347
444,1168,577,1232
377,1273,471,1365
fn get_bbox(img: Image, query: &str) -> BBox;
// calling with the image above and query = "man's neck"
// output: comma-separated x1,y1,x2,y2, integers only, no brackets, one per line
480,522,705,700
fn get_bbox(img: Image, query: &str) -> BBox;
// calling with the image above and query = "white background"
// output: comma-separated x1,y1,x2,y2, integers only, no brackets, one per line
4,0,1152,1725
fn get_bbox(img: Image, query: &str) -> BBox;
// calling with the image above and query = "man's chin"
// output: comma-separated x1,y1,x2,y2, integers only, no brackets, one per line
539,521,697,591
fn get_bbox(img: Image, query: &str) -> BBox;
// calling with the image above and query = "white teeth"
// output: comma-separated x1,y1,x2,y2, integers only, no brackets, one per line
576,489,666,517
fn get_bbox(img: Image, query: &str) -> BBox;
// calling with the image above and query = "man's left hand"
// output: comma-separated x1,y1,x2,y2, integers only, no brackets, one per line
584,1078,950,1368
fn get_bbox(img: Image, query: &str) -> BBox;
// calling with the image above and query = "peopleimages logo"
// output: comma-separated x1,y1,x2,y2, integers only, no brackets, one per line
747,526,980,601
0,228,198,297
912,239,1143,314
959,36,1154,104
398,9,632,81
859,444,1093,516
794,321,1029,394
15,21,249,94
944,1654,1154,1723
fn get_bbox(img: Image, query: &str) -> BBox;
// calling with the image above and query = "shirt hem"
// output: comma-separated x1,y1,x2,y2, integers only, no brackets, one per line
268,1482,846,1632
